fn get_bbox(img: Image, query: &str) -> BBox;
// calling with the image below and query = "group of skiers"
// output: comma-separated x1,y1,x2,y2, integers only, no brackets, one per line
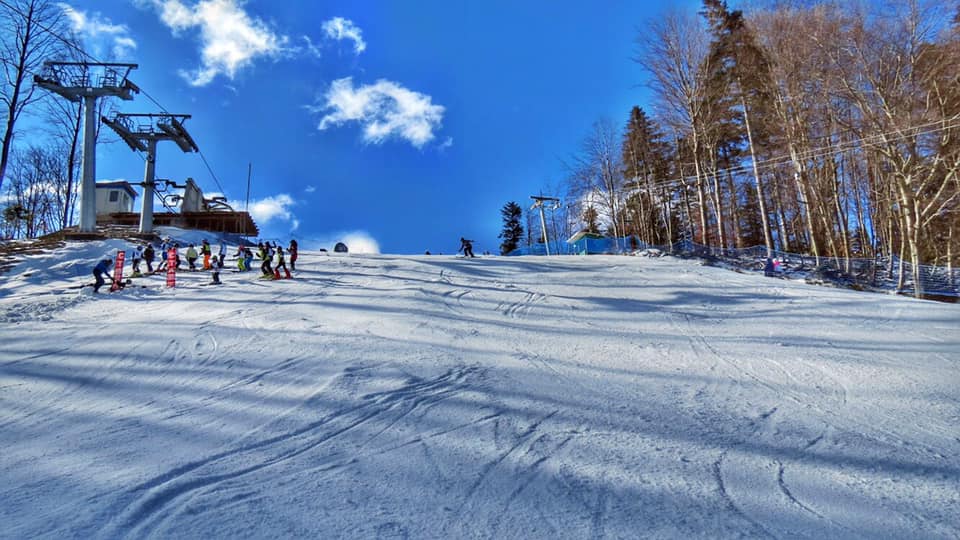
242,240,297,280
90,237,299,293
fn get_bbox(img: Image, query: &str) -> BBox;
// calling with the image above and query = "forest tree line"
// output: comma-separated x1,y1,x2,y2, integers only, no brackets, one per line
521,0,958,292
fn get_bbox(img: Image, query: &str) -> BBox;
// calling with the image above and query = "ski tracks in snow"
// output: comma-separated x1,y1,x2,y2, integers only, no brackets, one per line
665,309,863,537
99,364,484,539
444,409,576,538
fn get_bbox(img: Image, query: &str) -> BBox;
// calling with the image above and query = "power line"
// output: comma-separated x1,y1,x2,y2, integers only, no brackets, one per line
619,118,960,195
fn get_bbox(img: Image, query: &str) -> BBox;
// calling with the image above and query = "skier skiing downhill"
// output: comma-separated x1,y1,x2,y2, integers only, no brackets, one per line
459,238,476,258
92,258,114,293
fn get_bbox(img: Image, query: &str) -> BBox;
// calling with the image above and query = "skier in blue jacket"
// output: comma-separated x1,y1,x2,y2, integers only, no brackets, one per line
92,258,114,293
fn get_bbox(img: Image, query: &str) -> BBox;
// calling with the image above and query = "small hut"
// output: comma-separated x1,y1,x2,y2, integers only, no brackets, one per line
566,231,606,255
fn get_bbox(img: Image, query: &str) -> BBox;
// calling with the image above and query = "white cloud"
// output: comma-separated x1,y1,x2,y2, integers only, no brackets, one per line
304,185,316,193
139,0,287,86
321,17,366,54
301,231,380,254
58,4,137,59
300,36,322,59
310,77,445,149
248,194,297,231
438,137,454,151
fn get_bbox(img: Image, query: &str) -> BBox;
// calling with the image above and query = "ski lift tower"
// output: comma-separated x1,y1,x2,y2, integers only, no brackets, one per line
34,62,139,233
102,113,199,233
530,195,561,255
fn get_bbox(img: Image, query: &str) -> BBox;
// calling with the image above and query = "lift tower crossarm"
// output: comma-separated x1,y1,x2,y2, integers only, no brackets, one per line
101,113,201,234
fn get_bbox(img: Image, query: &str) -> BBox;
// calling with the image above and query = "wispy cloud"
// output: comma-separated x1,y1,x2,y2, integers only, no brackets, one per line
248,194,298,232
138,0,287,86
309,77,445,149
304,185,316,193
300,35,322,59
58,4,137,59
321,17,366,54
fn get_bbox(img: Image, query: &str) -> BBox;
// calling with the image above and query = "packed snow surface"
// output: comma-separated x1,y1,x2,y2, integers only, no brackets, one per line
1,234,958,539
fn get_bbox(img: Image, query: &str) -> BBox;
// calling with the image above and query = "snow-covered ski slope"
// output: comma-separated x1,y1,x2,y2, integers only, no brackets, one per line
1,237,958,539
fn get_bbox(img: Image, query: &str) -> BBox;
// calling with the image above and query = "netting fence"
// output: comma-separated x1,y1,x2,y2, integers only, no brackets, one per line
507,238,960,297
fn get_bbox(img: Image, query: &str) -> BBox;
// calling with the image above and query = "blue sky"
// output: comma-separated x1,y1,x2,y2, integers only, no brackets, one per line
57,0,700,254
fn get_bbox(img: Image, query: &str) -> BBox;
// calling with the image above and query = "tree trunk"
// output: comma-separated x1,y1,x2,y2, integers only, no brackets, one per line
740,93,773,256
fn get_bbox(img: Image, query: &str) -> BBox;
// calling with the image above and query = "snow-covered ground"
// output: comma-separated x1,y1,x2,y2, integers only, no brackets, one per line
1,230,958,539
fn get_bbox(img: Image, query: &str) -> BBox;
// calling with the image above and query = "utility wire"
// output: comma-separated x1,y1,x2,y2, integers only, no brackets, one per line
617,119,960,195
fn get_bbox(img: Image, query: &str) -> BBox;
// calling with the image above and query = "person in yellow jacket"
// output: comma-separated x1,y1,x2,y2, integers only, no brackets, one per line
185,244,199,271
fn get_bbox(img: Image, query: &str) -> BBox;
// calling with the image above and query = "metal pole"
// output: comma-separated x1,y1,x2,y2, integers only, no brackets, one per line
79,95,98,232
539,205,550,256
140,138,157,233
245,162,251,212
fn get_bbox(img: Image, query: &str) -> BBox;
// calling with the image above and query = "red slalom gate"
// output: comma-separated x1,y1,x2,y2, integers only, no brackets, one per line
110,251,126,291
166,248,177,287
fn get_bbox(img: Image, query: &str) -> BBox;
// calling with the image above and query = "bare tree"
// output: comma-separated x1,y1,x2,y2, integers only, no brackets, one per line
567,118,626,244
636,9,717,246
0,0,69,193
832,0,960,296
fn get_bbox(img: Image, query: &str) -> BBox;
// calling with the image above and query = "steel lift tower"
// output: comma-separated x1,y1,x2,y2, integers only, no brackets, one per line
102,113,199,233
530,195,561,255
34,62,139,233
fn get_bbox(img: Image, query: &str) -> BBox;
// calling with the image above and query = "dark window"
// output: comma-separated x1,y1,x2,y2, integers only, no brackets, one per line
109,191,119,202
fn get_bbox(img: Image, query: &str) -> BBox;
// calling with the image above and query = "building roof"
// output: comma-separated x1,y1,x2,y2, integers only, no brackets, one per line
566,230,606,244
95,181,138,199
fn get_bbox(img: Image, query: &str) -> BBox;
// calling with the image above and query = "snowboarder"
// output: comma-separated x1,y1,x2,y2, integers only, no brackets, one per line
288,239,298,271
764,257,775,277
92,258,114,293
459,238,475,258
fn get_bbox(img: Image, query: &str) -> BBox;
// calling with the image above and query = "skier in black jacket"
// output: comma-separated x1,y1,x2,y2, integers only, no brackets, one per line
459,238,475,258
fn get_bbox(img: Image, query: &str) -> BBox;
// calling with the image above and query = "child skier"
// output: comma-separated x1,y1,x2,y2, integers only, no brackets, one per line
143,244,156,273
288,239,298,271
259,243,273,277
201,239,212,270
275,246,291,279
243,248,254,272
131,245,143,276
186,244,199,271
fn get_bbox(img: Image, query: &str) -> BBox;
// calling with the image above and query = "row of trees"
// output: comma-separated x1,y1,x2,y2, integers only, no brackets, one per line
1,0,103,239
520,0,959,296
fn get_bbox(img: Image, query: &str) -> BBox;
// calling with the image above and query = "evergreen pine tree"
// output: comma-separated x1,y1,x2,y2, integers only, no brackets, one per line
583,206,601,233
498,201,524,255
